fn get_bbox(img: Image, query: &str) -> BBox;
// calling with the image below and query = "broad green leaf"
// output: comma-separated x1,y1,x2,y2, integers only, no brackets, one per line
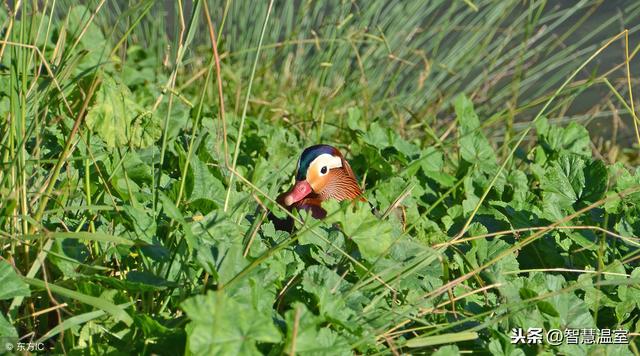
0,312,17,339
346,107,364,132
159,192,185,223
549,285,595,329
540,154,586,218
301,265,355,325
455,95,497,170
191,215,248,284
534,116,550,137
459,133,497,169
581,159,608,203
488,337,526,356
374,176,424,223
298,223,330,247
481,239,519,282
123,205,156,243
48,238,89,278
433,345,460,356
536,117,591,157
536,300,560,317
187,152,226,210
133,314,186,355
66,5,109,72
326,201,395,261
505,170,529,208
578,273,617,311
565,230,598,251
392,136,421,157
283,303,351,356
362,122,390,149
68,6,105,47
0,261,30,300
86,76,159,148
606,166,640,213
182,291,281,356
549,154,584,201
419,147,456,186
122,150,154,185
462,175,480,216
455,94,480,133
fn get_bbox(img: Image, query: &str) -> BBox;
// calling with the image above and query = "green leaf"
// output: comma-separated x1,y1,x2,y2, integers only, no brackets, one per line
159,191,197,248
565,230,598,251
459,132,497,169
362,122,390,149
159,192,185,223
537,300,560,317
283,303,351,356
462,175,480,216
37,303,133,343
67,6,105,47
614,213,640,238
126,271,176,290
549,282,595,329
433,345,460,356
66,5,109,72
134,314,186,355
534,116,550,136
419,147,455,186
90,275,170,293
48,238,89,278
122,150,154,185
0,261,30,300
326,201,395,261
86,76,159,148
192,215,248,284
581,159,608,203
578,273,617,310
123,205,156,243
24,231,136,246
405,331,478,347
540,154,585,217
483,239,519,282
346,107,364,133
536,117,591,157
182,291,281,356
455,95,497,170
22,277,132,326
455,94,481,133
187,152,226,209
505,170,529,207
301,265,355,325
0,313,17,339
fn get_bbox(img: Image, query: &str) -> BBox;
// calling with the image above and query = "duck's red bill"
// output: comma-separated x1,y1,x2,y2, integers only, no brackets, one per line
283,180,312,206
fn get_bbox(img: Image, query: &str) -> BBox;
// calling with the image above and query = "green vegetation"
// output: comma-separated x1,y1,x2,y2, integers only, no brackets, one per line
1,0,640,354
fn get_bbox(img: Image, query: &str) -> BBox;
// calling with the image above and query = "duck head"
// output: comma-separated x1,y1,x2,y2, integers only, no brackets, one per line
281,144,363,207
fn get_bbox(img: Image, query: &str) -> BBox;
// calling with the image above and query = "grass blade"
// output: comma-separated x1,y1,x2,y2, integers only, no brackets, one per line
22,277,133,326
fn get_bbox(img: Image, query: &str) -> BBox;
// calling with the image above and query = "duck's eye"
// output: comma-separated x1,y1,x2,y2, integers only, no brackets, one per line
320,166,328,175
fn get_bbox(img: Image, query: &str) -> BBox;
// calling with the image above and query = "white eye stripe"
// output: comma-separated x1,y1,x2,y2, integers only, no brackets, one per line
311,154,342,174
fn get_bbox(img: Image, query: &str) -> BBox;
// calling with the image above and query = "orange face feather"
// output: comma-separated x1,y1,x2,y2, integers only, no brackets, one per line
279,145,363,209
270,145,364,231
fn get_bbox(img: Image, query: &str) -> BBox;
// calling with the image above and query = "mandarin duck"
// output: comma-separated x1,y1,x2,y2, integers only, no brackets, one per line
271,144,365,231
